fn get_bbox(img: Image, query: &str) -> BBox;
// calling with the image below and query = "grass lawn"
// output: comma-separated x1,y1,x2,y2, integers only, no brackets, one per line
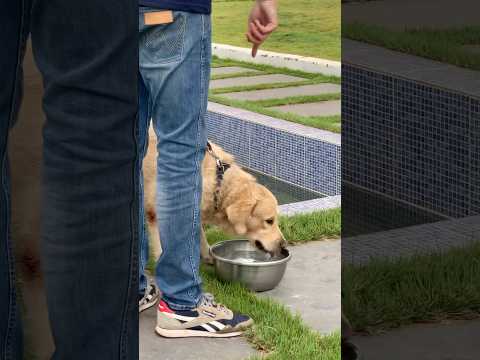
343,23,480,71
342,242,480,334
210,57,341,132
205,208,341,245
212,0,340,60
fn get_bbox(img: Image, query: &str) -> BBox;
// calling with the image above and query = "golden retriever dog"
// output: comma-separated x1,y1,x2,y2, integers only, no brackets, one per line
143,128,287,263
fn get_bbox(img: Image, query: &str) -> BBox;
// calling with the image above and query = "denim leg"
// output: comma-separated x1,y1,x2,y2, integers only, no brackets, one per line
0,0,30,358
138,74,151,296
139,9,212,310
29,0,139,358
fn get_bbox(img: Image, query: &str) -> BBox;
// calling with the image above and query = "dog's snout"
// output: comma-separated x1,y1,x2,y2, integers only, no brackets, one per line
280,238,288,249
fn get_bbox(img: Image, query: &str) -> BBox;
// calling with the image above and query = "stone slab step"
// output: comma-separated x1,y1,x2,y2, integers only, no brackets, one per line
258,241,341,334
210,74,305,89
220,83,340,101
211,66,261,76
270,100,341,117
353,319,480,360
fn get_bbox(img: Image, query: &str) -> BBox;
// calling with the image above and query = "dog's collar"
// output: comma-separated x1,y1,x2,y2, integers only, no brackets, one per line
206,142,231,211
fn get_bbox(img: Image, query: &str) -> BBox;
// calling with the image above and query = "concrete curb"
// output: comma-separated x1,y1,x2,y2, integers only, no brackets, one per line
212,43,341,77
279,196,341,216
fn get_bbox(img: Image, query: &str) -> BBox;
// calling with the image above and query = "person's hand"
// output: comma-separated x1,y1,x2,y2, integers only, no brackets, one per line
246,0,278,57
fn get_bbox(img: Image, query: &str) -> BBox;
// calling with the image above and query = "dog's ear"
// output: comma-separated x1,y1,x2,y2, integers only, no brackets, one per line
226,200,257,235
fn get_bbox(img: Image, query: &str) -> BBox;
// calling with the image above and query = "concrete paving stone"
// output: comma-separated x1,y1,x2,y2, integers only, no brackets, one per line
209,74,305,89
270,100,341,117
140,241,341,358
259,240,341,334
220,83,341,101
352,319,480,360
140,306,258,360
211,66,261,76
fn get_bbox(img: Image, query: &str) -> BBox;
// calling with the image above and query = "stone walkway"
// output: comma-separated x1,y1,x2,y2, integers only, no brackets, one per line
271,100,341,117
352,319,480,360
221,83,340,101
259,240,341,334
140,241,341,359
209,64,340,120
209,74,304,89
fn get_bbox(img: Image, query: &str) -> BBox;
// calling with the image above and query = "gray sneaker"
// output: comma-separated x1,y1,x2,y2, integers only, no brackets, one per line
139,280,160,313
155,293,253,338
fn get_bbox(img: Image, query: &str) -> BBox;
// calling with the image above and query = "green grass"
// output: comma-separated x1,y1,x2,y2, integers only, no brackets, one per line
210,81,314,95
209,95,341,132
250,93,341,107
201,265,340,359
343,23,480,70
342,242,480,334
211,70,270,81
205,208,341,246
279,208,341,244
212,0,340,60
211,56,341,85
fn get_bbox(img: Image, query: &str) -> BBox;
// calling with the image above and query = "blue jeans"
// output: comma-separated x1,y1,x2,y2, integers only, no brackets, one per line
138,8,211,310
1,0,139,358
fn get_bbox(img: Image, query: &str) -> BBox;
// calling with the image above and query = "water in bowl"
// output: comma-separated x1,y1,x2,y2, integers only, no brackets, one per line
230,249,272,263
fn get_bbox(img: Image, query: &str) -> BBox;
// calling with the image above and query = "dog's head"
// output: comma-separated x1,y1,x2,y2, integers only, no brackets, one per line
225,183,286,256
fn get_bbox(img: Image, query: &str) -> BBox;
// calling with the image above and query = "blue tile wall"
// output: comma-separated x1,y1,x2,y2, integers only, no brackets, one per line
306,137,340,195
206,112,250,166
471,99,480,215
206,110,341,196
342,66,395,195
275,131,306,188
250,123,276,175
343,63,479,218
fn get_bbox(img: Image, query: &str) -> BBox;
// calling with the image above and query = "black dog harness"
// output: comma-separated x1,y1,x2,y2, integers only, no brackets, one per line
206,142,231,211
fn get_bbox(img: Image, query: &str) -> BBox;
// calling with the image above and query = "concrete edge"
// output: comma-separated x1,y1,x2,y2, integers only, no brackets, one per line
212,43,341,77
343,215,480,266
343,39,480,99
207,101,341,146
279,196,341,216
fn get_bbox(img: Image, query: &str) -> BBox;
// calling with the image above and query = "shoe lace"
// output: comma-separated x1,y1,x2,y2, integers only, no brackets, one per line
200,293,229,315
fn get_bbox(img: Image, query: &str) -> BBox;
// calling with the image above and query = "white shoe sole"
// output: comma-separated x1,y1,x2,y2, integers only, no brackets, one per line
155,326,243,338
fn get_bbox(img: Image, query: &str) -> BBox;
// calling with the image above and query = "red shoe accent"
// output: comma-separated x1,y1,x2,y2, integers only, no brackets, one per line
158,300,174,314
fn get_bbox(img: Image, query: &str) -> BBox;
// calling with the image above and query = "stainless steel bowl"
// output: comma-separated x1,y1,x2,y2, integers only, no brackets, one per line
210,239,291,292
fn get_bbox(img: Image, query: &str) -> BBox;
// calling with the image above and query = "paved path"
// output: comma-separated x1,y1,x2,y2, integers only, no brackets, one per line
259,240,341,334
140,241,341,359
343,216,480,266
352,319,480,360
270,100,341,117
221,83,340,101
210,74,305,89
210,65,340,119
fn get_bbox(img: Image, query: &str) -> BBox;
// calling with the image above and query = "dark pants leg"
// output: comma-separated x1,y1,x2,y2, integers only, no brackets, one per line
1,0,138,358
0,0,30,358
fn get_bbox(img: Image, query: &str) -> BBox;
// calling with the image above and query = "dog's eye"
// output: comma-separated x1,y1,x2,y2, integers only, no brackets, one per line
266,218,274,225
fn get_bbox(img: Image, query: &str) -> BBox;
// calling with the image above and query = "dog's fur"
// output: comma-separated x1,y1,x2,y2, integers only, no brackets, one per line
143,128,286,263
